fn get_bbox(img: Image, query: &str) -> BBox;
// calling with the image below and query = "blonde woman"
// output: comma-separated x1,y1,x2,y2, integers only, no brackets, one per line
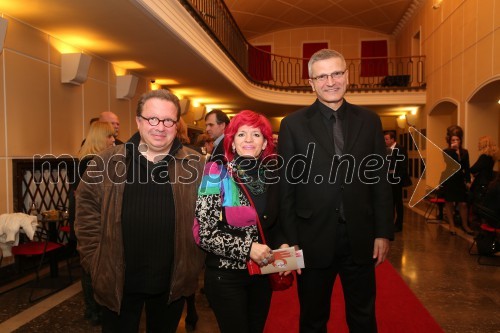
71,121,115,325
78,121,116,158
470,136,498,206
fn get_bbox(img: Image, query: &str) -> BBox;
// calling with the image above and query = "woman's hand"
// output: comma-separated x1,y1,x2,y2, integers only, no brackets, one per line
250,242,274,266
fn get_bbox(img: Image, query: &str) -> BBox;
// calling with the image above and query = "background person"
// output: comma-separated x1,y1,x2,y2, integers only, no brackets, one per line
195,133,214,156
278,49,393,333
69,121,115,325
205,109,230,164
76,90,205,333
99,111,123,144
195,110,285,333
470,135,498,206
441,125,474,235
384,130,411,232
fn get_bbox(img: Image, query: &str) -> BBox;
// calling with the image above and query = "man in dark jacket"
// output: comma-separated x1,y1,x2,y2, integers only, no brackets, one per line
384,130,411,232
278,49,393,333
205,109,229,164
75,89,205,333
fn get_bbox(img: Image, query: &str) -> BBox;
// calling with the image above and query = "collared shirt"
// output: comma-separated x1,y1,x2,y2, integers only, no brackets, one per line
213,134,224,148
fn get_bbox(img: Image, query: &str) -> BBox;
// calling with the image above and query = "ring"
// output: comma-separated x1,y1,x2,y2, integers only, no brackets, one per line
262,258,268,265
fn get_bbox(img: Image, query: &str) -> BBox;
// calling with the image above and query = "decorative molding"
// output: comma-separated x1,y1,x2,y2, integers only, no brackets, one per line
392,0,425,36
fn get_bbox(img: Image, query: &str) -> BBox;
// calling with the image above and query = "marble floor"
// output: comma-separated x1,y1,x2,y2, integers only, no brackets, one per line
0,207,499,333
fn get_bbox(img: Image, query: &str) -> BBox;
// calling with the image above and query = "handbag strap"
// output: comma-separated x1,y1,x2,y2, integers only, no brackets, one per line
233,174,267,245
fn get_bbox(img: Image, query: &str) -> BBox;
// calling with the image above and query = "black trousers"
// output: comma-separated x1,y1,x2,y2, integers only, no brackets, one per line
204,267,272,333
392,184,404,228
101,291,185,333
297,223,377,333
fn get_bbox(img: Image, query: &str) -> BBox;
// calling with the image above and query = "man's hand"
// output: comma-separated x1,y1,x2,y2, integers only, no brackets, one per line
372,238,390,266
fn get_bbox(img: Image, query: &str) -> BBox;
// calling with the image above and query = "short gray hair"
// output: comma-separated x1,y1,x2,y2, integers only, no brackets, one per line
308,49,346,78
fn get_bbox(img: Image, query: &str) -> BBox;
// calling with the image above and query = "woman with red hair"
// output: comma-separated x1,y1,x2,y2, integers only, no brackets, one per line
194,110,287,333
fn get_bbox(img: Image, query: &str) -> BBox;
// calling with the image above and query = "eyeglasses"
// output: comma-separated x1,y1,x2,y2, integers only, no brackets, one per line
311,71,346,82
139,115,177,128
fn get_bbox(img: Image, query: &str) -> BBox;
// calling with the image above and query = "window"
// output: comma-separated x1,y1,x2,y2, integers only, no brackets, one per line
361,40,388,77
302,42,328,79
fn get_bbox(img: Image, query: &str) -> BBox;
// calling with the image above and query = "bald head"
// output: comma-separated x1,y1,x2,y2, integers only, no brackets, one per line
99,111,120,137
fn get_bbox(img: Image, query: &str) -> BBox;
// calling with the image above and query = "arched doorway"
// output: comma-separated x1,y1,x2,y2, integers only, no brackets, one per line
465,78,500,168
425,100,458,189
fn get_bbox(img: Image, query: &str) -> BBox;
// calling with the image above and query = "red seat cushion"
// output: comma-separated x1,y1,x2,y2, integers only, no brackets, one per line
12,241,63,256
480,223,497,233
428,198,445,203
59,225,70,233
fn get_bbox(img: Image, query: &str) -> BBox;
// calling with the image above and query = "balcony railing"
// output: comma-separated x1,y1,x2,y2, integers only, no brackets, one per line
179,0,426,92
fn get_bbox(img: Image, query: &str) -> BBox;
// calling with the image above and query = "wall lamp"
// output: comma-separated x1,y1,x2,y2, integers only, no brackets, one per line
61,53,92,85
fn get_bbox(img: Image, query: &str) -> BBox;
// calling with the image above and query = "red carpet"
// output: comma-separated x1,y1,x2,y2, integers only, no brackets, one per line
264,262,444,333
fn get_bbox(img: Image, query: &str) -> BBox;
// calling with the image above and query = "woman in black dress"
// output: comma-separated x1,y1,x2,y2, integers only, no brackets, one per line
441,125,474,235
470,136,498,204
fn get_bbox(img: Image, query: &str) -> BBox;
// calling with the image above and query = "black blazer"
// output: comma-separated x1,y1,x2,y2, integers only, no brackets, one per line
278,99,393,267
388,143,411,187
208,136,227,165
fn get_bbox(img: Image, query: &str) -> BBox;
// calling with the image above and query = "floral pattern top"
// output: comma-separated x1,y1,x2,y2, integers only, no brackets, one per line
195,181,259,270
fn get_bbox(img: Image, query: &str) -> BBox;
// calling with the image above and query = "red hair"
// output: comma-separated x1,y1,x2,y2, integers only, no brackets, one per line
224,110,275,161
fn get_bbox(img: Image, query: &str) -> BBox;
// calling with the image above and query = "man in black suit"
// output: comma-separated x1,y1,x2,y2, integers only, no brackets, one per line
278,49,393,333
384,130,411,232
204,109,230,164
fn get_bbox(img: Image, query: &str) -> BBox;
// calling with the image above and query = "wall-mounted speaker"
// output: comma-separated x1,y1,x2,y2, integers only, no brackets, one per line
179,99,190,115
0,17,8,53
116,74,139,99
192,105,206,121
61,53,92,85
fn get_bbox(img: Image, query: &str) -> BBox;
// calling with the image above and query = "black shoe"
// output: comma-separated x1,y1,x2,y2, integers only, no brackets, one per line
88,312,102,326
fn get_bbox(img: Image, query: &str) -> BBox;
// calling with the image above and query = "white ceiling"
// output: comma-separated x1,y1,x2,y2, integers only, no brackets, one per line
0,0,422,117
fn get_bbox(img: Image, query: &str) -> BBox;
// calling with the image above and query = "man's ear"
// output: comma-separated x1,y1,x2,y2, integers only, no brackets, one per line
308,79,315,92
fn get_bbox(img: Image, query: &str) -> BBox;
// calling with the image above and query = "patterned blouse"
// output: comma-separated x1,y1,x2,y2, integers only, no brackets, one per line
195,179,259,270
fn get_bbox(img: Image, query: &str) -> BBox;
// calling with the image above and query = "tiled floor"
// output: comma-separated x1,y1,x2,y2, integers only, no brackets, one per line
0,207,499,332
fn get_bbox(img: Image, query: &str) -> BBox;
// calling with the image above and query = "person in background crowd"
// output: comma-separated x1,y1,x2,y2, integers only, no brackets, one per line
177,117,201,153
76,89,205,333
278,49,393,333
470,136,498,205
205,109,230,164
195,110,286,333
99,111,123,144
384,130,411,232
69,121,115,325
441,125,474,235
174,116,201,331
195,133,214,156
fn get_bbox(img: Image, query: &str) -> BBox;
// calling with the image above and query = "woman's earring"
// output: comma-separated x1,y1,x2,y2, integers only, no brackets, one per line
232,146,235,153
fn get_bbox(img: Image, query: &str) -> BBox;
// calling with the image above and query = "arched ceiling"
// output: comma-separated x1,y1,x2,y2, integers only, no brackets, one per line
0,0,424,117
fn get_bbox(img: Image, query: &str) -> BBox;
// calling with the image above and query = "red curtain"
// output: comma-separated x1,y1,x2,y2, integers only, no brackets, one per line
361,40,388,77
248,45,273,81
302,42,328,79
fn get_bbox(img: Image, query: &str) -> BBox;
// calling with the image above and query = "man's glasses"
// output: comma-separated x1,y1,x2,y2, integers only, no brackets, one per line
311,71,346,82
139,115,177,128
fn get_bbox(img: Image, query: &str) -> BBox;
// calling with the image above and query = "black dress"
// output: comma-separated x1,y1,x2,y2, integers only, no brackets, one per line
441,148,470,202
470,154,495,204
